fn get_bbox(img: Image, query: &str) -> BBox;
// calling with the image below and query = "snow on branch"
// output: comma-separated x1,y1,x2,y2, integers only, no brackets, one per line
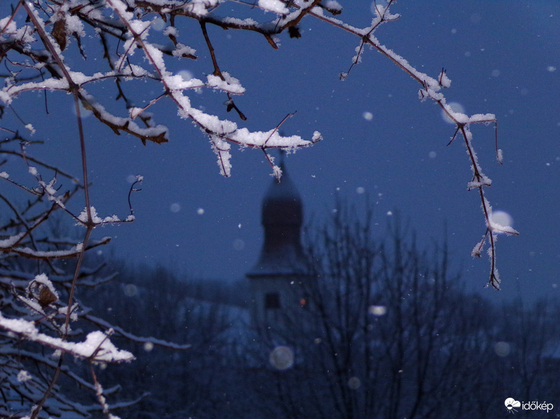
0,347,120,393
0,314,133,363
0,0,517,288
0,1,520,417
305,1,516,288
0,0,516,287
0,136,143,416
102,0,320,177
2,0,332,178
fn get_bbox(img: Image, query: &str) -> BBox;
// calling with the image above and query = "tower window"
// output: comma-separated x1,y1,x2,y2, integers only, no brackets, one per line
265,292,281,310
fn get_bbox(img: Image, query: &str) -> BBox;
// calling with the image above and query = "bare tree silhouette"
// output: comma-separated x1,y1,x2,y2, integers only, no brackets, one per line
243,202,539,419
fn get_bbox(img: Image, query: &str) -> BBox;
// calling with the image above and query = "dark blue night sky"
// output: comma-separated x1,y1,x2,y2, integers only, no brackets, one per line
2,1,559,301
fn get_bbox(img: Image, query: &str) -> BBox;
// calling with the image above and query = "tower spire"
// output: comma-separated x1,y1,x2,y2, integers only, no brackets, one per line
246,157,306,328
248,156,304,276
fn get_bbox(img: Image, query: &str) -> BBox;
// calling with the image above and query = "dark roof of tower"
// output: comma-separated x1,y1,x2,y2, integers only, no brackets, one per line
262,161,303,227
247,157,305,277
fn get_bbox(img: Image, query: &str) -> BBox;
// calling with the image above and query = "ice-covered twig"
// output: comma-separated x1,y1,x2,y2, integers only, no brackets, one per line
307,2,515,288
340,0,400,80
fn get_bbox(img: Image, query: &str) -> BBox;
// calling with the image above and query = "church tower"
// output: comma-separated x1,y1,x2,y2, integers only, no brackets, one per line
246,156,307,330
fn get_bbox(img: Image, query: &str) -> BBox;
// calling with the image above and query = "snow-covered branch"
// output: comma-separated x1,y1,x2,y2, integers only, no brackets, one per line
1,0,518,416
0,315,134,362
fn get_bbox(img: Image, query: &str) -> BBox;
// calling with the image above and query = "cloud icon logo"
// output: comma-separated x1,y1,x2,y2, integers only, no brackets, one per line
505,398,521,413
